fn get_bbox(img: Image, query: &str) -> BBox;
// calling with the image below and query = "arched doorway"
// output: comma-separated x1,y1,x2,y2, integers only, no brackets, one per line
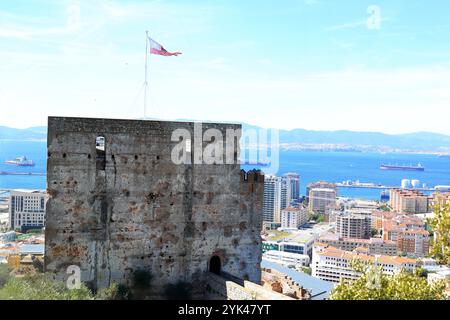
209,256,221,275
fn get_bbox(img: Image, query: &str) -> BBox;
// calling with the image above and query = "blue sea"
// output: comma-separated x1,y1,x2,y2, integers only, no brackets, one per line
2,141,450,200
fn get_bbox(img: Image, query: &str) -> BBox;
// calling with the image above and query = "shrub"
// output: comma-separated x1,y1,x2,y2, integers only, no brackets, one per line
0,264,11,288
26,229,43,234
96,283,131,300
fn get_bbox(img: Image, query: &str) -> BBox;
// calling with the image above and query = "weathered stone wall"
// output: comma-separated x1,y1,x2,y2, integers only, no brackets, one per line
44,117,263,297
204,272,294,300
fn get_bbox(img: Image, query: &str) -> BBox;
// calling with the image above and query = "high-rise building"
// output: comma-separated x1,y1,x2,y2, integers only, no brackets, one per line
263,174,299,223
280,178,288,211
9,190,47,232
263,175,282,223
308,188,337,214
283,172,300,203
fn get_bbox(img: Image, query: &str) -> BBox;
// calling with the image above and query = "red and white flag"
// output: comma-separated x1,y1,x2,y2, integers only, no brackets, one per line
148,36,181,56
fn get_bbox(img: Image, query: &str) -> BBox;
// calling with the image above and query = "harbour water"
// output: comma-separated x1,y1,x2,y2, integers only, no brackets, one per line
2,141,450,200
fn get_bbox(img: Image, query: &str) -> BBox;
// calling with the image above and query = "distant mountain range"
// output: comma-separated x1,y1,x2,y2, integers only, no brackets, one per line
0,126,47,141
1,123,450,153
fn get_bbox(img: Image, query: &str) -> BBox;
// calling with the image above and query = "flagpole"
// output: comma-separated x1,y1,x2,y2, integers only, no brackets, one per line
144,30,149,119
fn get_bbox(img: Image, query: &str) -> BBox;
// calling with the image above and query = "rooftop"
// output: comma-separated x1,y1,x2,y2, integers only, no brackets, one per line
267,223,333,244
10,189,46,194
318,233,396,245
316,244,417,266
261,259,335,300
310,188,336,193
263,250,310,260
19,244,45,255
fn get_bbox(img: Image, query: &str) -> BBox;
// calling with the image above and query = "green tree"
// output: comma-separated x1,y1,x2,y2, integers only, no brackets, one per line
0,264,11,288
370,228,379,237
329,261,446,300
428,199,450,265
300,266,312,275
309,213,325,223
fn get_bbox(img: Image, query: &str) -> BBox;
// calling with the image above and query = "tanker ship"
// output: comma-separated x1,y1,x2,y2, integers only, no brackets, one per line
380,163,425,171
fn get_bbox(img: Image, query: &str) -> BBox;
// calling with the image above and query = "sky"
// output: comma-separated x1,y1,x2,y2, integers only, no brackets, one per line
1,0,450,134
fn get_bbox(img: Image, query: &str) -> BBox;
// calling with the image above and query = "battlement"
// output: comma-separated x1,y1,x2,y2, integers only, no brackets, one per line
240,169,265,183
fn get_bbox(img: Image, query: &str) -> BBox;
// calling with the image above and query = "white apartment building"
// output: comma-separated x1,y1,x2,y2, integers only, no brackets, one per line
263,250,310,267
263,175,283,223
9,190,47,232
263,174,301,224
311,243,418,283
281,207,309,229
308,188,337,214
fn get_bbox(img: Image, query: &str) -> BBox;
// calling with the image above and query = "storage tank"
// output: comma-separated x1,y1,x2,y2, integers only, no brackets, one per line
401,179,411,189
411,179,421,188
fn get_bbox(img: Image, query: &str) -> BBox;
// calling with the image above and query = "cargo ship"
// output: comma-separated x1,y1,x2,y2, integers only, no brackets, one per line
380,163,424,171
241,161,269,166
4,156,35,167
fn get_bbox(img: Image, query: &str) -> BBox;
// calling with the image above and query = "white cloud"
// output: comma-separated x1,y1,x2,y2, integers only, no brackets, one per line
325,17,389,32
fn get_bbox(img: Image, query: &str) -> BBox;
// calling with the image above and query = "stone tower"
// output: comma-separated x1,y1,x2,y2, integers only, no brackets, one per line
44,117,263,297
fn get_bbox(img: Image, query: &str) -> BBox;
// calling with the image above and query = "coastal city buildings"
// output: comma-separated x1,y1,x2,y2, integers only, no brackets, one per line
390,189,430,214
317,233,398,256
311,243,418,283
263,250,310,268
262,239,314,257
308,188,337,214
429,192,450,207
380,213,430,257
335,212,371,239
396,229,430,258
263,173,302,226
0,231,45,266
281,207,309,229
306,182,336,203
262,222,334,257
8,190,47,232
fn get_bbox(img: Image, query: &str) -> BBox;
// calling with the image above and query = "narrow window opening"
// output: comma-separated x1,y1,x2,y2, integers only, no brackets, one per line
96,136,106,170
